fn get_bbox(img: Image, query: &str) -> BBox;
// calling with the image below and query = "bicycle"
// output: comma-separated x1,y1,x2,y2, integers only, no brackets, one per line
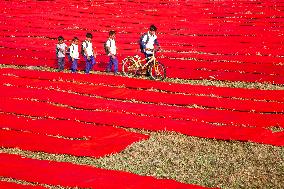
122,49,166,80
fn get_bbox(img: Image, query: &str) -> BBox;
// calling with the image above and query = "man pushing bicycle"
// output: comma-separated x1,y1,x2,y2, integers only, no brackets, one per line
139,25,161,60
122,24,166,81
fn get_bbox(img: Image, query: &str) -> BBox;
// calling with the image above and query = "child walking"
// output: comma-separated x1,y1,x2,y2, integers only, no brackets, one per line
105,30,118,75
139,25,161,76
56,36,67,71
82,33,96,74
140,25,160,59
69,37,80,73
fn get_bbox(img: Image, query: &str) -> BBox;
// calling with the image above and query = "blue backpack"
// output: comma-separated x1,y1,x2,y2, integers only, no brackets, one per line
139,33,149,53
104,39,112,55
81,41,88,56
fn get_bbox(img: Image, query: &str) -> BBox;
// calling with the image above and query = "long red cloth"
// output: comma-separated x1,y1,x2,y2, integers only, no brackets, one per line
0,129,148,158
0,113,149,157
0,153,213,189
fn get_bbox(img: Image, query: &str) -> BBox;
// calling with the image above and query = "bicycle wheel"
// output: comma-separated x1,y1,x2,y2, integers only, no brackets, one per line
148,62,166,80
122,57,138,77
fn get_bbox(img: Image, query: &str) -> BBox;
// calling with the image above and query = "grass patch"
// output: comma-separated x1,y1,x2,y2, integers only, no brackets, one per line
267,126,284,133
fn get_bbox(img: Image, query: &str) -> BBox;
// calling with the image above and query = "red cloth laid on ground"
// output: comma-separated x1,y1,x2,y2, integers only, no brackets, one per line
0,153,214,189
0,113,148,157
1,97,283,147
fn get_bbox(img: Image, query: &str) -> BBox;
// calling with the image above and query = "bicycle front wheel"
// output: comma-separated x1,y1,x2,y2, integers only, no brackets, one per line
149,62,166,81
122,57,138,77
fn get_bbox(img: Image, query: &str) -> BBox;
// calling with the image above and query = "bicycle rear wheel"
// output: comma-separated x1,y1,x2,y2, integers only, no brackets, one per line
149,62,166,81
122,57,138,77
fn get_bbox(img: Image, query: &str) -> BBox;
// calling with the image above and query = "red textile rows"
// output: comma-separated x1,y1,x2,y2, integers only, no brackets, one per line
1,77,284,128
1,68,283,127
1,67,283,103
1,75,284,114
3,67,284,146
0,0,283,83
1,90,283,146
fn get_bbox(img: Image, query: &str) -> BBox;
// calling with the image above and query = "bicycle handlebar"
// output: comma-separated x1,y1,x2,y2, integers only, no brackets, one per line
145,47,160,52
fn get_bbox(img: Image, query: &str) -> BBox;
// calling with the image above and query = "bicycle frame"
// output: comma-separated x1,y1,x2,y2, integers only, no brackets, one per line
130,50,158,71
122,48,166,80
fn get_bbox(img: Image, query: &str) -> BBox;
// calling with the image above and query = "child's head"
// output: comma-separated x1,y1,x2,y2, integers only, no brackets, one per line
109,30,116,39
149,25,157,35
58,36,64,44
73,37,79,45
86,33,93,42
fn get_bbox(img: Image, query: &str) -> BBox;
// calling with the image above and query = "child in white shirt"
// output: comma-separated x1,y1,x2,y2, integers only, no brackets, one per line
82,33,96,74
105,30,118,75
69,37,80,73
140,25,160,59
56,36,67,72
140,25,160,76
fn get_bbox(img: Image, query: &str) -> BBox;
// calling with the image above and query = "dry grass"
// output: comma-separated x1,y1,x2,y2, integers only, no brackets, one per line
1,64,284,189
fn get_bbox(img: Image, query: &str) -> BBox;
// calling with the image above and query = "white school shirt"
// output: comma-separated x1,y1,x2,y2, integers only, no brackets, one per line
82,41,94,56
106,38,116,55
56,43,67,58
142,32,157,54
70,44,79,59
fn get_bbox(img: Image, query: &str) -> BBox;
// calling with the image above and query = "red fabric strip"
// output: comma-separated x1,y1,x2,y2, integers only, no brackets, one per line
0,113,148,158
0,129,147,158
0,153,212,189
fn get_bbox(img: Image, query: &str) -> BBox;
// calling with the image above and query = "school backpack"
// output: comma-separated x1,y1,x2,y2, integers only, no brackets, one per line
104,39,113,55
81,41,88,56
56,47,59,56
139,33,150,53
55,44,61,56
66,45,70,55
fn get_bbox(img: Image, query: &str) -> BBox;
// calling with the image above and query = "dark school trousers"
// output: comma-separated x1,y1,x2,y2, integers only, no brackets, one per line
106,55,118,74
71,59,78,73
84,55,96,74
57,57,65,71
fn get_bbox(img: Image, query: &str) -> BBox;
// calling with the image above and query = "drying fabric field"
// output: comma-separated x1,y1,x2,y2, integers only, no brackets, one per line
0,0,283,189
